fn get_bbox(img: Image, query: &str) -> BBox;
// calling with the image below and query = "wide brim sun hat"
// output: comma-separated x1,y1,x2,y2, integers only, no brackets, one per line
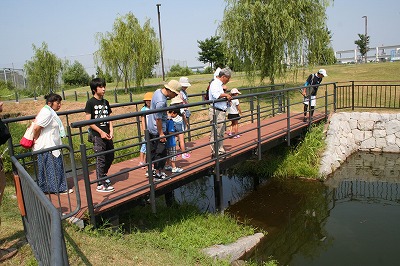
170,96,183,105
164,80,182,95
179,77,191,87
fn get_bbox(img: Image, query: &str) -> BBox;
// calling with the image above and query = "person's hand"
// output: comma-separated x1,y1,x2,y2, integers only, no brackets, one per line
159,133,166,143
100,130,111,140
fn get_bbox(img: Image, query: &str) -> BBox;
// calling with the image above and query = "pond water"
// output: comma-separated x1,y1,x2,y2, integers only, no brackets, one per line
174,151,400,265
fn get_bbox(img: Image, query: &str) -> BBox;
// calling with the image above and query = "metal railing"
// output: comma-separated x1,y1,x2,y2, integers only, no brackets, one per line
336,81,400,110
11,151,70,266
69,82,335,223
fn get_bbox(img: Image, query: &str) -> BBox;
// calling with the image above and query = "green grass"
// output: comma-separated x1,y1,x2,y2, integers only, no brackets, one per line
232,122,326,180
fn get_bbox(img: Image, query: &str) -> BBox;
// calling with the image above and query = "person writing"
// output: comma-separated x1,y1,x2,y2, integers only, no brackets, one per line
302,69,327,122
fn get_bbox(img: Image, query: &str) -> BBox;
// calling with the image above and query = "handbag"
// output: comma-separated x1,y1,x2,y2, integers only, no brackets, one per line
20,122,35,149
0,119,11,145
87,128,94,143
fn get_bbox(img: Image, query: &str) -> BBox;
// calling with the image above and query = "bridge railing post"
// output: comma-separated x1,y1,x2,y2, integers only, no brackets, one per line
79,140,96,226
145,129,157,214
256,103,262,161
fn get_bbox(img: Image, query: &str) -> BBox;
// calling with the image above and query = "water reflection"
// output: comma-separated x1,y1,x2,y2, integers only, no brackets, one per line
174,171,259,213
174,151,400,265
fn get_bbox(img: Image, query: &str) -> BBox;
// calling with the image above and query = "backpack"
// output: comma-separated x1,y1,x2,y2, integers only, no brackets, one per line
204,79,214,101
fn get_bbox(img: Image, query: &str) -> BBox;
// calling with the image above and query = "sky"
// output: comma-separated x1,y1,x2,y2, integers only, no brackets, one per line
1,0,399,75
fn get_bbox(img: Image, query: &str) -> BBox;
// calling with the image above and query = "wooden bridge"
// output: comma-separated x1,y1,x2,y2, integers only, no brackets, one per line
54,112,326,222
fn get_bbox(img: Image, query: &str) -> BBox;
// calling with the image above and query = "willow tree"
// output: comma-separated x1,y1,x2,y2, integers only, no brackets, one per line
24,42,62,94
220,0,332,84
95,12,160,93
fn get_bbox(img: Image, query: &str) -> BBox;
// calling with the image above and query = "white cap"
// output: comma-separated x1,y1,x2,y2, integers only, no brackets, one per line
318,69,328,77
213,67,221,79
230,88,241,94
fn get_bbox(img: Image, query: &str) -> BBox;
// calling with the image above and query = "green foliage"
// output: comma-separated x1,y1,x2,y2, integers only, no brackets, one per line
233,123,326,179
220,0,333,84
203,66,213,74
354,34,370,63
307,27,336,65
274,123,326,178
95,12,160,93
24,42,62,94
167,64,193,77
95,66,114,83
62,60,90,86
197,36,226,69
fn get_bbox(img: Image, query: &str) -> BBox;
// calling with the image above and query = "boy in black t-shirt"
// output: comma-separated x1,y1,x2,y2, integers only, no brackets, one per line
84,78,115,193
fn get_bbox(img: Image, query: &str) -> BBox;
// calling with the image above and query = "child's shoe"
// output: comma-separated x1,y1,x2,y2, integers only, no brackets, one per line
172,167,183,173
164,165,173,171
182,153,191,159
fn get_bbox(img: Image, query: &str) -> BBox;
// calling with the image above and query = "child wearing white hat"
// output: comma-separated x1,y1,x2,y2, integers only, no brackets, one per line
227,88,243,138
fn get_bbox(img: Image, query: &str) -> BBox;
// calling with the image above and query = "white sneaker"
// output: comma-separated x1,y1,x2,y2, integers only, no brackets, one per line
172,167,183,173
164,165,173,171
96,184,115,193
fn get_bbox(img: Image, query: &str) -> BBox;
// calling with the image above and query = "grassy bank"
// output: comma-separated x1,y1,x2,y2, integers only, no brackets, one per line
233,122,326,179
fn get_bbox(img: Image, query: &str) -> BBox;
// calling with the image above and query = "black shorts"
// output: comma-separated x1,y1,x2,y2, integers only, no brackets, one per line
228,114,240,121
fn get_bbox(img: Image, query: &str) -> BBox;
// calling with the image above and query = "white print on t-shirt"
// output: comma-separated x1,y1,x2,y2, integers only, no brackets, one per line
94,104,109,126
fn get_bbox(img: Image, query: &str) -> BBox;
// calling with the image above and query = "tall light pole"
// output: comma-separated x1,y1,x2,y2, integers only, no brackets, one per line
362,15,367,37
156,4,165,81
362,16,368,63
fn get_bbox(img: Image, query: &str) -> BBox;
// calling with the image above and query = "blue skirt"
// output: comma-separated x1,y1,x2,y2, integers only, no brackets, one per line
37,152,67,193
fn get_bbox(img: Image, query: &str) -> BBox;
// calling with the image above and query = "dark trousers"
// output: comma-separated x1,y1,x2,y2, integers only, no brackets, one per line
93,136,114,185
149,133,167,171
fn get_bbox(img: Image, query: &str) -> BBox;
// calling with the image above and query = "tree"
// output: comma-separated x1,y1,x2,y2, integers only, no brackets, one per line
307,27,336,65
95,66,114,83
62,60,90,86
220,0,333,84
95,12,160,93
24,42,62,94
354,34,370,63
197,36,226,69
167,64,193,77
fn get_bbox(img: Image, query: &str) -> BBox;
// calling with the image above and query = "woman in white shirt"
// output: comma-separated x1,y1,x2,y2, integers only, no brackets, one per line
33,93,72,194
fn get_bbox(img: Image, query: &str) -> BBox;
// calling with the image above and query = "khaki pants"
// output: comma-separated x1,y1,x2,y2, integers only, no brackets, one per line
209,108,227,155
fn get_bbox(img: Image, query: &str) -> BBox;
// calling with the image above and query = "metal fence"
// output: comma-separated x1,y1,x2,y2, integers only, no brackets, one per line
11,153,70,265
336,81,400,110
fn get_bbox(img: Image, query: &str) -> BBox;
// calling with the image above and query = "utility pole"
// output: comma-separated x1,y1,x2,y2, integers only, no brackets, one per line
156,4,165,81
362,16,368,63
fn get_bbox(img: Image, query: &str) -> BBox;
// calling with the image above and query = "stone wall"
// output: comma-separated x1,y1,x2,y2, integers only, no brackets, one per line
319,112,400,177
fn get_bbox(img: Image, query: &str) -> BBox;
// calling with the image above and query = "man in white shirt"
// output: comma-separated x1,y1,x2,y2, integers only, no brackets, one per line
208,68,233,157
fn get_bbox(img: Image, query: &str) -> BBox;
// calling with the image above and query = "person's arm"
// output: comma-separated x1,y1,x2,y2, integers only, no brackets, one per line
32,124,43,141
108,121,113,139
237,103,243,116
85,113,110,139
156,118,166,142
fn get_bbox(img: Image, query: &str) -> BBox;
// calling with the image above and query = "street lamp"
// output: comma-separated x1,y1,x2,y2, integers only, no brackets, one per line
156,4,165,81
362,16,367,37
